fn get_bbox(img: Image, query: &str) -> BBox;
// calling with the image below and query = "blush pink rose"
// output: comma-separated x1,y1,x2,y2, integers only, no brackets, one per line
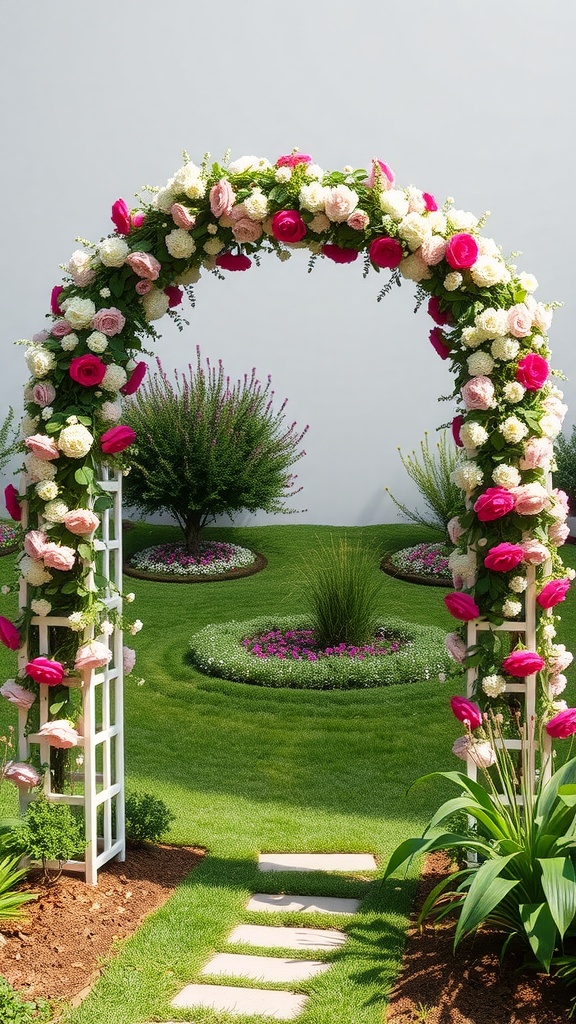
271,210,307,243
347,210,370,231
69,354,107,387
521,539,550,564
276,153,312,167
537,578,571,609
63,508,100,535
369,236,403,269
120,361,147,396
32,382,56,407
25,434,60,461
507,304,533,338
25,656,65,686
447,516,465,545
3,761,41,787
445,632,468,663
430,327,450,360
33,330,50,344
421,235,447,265
515,352,549,391
0,617,21,651
111,198,132,235
91,307,126,336
100,424,136,454
210,179,235,218
123,646,136,673
231,215,263,244
548,646,574,674
444,592,480,621
473,487,515,522
450,695,482,729
519,436,553,471
324,186,358,222
321,244,358,264
511,483,550,516
75,640,112,672
452,415,464,448
51,319,72,337
215,252,252,272
51,286,64,316
461,376,494,410
428,296,452,326
367,159,394,189
0,680,36,709
125,252,162,281
549,522,570,546
502,650,546,676
42,543,76,572
4,484,21,522
170,203,196,230
135,280,152,295
546,708,576,739
483,542,525,572
24,530,49,560
445,233,479,269
37,719,79,748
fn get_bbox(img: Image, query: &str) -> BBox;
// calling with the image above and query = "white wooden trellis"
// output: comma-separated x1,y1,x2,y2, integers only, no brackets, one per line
17,467,125,885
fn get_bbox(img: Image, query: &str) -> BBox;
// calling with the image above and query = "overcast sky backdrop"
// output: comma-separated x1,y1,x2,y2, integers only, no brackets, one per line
1,0,574,527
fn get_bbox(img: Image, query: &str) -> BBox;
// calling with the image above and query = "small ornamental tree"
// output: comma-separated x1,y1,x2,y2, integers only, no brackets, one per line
123,349,308,553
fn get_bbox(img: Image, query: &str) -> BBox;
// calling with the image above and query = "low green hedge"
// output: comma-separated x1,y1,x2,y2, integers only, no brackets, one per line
188,614,450,690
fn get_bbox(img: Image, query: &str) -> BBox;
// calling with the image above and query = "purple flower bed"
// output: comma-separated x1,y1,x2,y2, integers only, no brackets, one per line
390,542,451,579
0,523,18,550
242,627,405,662
128,540,256,577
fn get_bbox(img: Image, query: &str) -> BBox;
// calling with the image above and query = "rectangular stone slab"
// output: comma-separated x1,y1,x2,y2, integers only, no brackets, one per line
247,892,361,914
172,984,307,1019
201,952,330,982
258,852,377,873
228,923,347,950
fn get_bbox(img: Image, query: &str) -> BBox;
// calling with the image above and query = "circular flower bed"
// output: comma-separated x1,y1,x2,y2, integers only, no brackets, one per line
188,614,450,689
0,522,19,555
125,540,266,583
382,542,452,586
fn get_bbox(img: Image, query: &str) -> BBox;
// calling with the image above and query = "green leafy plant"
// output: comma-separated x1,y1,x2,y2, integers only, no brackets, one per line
300,536,382,648
123,350,308,553
21,798,85,883
554,426,576,516
0,856,37,922
0,406,19,475
387,430,465,537
0,976,51,1024
124,792,175,846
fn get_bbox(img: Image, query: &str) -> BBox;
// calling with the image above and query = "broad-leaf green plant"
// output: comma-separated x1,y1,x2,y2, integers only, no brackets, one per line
0,856,37,922
21,798,85,883
387,430,465,538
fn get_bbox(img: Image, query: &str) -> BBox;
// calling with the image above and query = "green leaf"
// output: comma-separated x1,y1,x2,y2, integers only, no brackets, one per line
93,574,109,590
383,833,492,881
454,854,519,947
539,857,576,938
74,467,94,486
558,785,576,808
520,902,557,972
93,494,113,512
49,701,65,715
61,581,80,594
77,543,93,561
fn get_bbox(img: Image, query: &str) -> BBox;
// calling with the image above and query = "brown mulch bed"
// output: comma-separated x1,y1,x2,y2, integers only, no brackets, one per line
124,551,267,583
384,852,572,1024
0,843,204,1005
380,554,451,588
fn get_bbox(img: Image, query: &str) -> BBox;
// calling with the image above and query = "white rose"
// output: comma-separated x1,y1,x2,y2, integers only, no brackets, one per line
447,208,478,231
518,272,538,293
98,236,130,267
502,381,526,404
379,189,409,220
491,336,520,361
467,351,495,376
141,288,170,321
305,163,324,180
86,331,108,354
477,236,500,257
165,229,196,259
25,346,56,379
475,308,509,338
299,183,327,213
324,185,358,222
101,365,128,392
444,271,463,291
398,212,430,251
499,416,529,443
459,421,489,449
67,249,96,287
172,162,206,199
62,296,96,329
399,252,431,282
470,256,510,287
533,303,553,332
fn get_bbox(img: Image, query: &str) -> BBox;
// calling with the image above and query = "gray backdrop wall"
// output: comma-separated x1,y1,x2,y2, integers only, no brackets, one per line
1,0,574,527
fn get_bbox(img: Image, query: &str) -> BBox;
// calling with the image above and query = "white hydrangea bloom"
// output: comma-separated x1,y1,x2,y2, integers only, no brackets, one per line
460,421,489,449
461,327,485,349
172,162,207,199
299,183,327,213
203,237,225,255
25,346,56,379
18,555,53,586
499,416,529,443
274,167,292,183
502,598,522,618
243,190,269,221
43,499,69,522
451,461,484,492
61,296,96,329
475,308,509,338
491,336,520,362
305,163,324,180
25,453,57,482
101,365,128,392
35,480,58,500
467,351,495,376
31,599,52,616
61,334,80,352
510,576,528,593
58,423,94,458
175,266,201,285
86,331,108,353
540,413,562,439
470,256,511,287
482,674,507,697
100,401,122,422
308,213,330,233
21,414,40,437
447,208,478,231
492,464,521,488
444,271,463,291
398,212,430,251
165,229,196,260
502,381,526,404
98,236,130,267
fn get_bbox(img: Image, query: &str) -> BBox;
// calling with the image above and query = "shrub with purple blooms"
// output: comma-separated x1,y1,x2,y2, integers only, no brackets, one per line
128,540,256,577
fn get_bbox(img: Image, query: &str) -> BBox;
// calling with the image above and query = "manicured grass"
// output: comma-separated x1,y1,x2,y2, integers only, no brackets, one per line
0,524,574,1024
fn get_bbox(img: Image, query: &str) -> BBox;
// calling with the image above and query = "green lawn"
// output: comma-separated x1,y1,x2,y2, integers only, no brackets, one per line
0,523,574,1024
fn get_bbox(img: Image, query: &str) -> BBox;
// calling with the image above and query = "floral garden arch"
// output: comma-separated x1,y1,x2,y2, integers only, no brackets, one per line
1,150,573,882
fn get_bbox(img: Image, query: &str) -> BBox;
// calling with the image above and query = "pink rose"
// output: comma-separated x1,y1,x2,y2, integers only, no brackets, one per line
421,235,447,265
428,296,452,326
69,354,107,387
537,578,571,609
164,286,183,308
24,530,49,560
111,198,132,234
25,433,60,461
131,211,145,229
521,539,549,564
0,617,21,651
91,307,126,337
324,186,358,223
33,330,50,344
461,376,495,411
473,487,515,522
367,159,394,189
52,319,72,337
271,210,307,244
445,233,479,269
123,646,136,673
447,516,465,545
515,353,549,391
551,488,570,519
100,424,136,454
210,179,235,218
549,522,570,547
120,361,147,395
511,483,550,516
125,252,162,281
507,304,533,338
347,210,369,231
483,542,525,572
444,592,480,621
170,203,196,230
215,252,252,272
423,192,438,212
548,647,574,674
75,640,112,672
37,719,79,749
51,285,64,316
519,436,553,471
231,209,263,243
42,543,76,572
32,382,56,407
135,280,152,295
63,508,100,536
502,650,546,676
5,484,21,522
546,707,576,739
445,632,467,663
276,153,312,167
450,695,482,729
3,761,41,787
369,236,403,269
542,395,568,422
452,736,496,769
25,656,65,686
0,680,36,709
452,415,464,448
429,327,450,360
321,244,358,264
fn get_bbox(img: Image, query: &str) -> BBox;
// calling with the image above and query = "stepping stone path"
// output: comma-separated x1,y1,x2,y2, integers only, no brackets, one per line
169,850,377,1020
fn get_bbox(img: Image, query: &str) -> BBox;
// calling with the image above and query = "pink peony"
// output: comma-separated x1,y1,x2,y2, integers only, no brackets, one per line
447,516,465,545
123,646,136,673
511,483,550,516
367,159,394,189
515,352,549,391
549,522,570,547
231,209,263,243
215,252,252,272
0,617,21,651
125,252,162,281
461,376,494,410
91,307,126,337
24,530,49,560
170,203,196,230
42,543,76,572
428,296,452,326
444,592,480,621
3,761,41,787
551,488,570,519
25,656,65,686
51,285,64,316
120,361,147,395
445,632,467,663
210,179,235,218
51,319,72,337
69,354,107,387
423,192,438,212
473,487,515,522
164,286,183,308
32,382,56,407
347,210,370,231
5,484,21,521
452,415,464,448
135,280,152,295
502,650,546,676
537,578,571,609
276,153,312,168
37,719,79,748
545,707,576,739
63,508,99,536
429,327,450,360
100,424,136,454
450,695,482,729
271,209,307,244
548,646,574,675
421,235,447,265
111,198,132,234
0,680,36,709
369,236,403,269
321,244,358,264
25,433,60,461
521,539,550,564
519,436,553,471
75,640,112,672
507,304,533,338
445,233,479,269
483,542,525,572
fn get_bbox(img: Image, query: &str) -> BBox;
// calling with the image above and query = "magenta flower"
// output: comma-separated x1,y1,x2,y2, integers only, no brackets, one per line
121,361,147,396
369,235,403,269
502,650,546,677
271,210,307,244
450,695,482,729
215,252,252,272
0,616,21,651
428,296,452,326
444,592,480,621
100,424,136,454
51,285,64,316
537,578,571,609
515,352,549,391
25,656,66,686
4,484,21,521
483,543,525,572
445,233,479,269
111,197,132,234
321,244,358,264
429,327,450,360
473,487,515,522
545,708,576,739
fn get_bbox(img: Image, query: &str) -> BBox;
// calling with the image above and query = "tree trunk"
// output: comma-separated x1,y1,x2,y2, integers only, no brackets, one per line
184,512,204,555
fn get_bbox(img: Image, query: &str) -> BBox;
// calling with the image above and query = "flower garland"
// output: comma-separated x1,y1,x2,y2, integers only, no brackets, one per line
0,148,573,788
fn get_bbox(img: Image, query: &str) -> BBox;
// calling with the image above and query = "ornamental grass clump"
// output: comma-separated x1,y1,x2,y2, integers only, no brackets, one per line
301,536,382,648
123,349,308,554
387,430,465,538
